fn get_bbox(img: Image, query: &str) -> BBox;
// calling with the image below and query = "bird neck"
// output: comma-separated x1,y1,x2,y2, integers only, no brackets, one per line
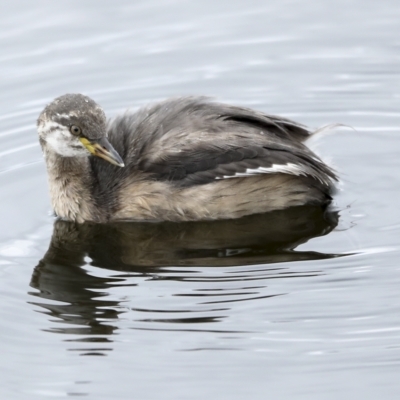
42,144,98,223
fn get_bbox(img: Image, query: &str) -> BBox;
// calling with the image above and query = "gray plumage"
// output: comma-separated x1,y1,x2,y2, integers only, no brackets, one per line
37,94,338,223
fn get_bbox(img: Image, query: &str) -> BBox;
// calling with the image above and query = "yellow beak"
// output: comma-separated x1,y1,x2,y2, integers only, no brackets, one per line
80,137,125,167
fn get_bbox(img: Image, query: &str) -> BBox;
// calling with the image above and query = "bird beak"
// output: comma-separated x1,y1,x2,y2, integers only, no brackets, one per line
79,137,125,167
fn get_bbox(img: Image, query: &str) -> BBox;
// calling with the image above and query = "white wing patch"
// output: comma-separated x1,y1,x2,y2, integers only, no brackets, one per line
216,163,329,184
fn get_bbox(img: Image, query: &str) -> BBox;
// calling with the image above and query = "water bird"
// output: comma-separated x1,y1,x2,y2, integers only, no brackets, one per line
37,94,337,223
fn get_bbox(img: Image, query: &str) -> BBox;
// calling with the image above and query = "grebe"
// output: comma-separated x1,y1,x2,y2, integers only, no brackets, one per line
37,94,337,223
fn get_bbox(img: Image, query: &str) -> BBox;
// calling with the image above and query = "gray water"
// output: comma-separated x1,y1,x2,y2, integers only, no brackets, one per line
1,1,400,399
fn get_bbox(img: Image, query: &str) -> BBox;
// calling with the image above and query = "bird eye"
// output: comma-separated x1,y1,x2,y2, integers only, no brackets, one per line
70,125,82,136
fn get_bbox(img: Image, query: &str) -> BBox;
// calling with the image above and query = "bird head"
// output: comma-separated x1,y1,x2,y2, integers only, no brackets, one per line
37,93,124,167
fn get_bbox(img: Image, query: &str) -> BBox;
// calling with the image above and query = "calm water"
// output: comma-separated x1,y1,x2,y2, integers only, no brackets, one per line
1,1,400,399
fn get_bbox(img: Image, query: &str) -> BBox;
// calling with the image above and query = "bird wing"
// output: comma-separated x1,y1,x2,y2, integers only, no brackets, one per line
138,128,337,188
107,98,337,188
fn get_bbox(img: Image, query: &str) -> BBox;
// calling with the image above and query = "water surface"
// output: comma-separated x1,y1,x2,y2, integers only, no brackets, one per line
1,1,400,399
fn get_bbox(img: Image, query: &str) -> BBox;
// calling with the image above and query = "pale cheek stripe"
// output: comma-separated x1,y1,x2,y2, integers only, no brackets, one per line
39,122,88,157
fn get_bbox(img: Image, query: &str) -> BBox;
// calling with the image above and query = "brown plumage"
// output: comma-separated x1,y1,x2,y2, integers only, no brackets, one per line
37,94,337,223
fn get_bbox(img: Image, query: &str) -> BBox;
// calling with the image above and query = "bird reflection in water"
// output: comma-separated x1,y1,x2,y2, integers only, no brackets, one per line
29,205,339,356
